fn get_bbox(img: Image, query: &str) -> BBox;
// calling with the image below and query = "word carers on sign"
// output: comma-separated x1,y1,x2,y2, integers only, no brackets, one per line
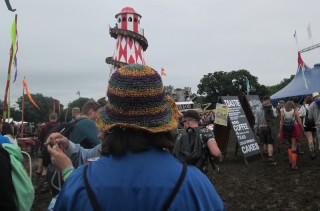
222,96,260,158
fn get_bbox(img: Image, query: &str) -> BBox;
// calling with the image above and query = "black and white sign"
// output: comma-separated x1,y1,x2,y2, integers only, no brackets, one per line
245,95,262,119
221,96,260,158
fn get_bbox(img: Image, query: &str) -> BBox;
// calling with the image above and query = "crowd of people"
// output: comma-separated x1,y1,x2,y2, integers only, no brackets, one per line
2,64,320,210
254,93,320,170
1,64,225,210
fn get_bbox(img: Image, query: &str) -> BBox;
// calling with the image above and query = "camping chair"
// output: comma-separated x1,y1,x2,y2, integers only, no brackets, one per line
21,151,32,179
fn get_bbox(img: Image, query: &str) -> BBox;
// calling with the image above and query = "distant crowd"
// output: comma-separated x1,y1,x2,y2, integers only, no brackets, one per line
2,62,320,210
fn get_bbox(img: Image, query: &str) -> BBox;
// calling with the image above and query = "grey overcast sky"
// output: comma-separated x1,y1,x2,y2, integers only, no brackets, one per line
1,0,320,107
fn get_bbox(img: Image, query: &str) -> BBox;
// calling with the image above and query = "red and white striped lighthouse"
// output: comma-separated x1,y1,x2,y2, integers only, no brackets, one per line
106,7,148,69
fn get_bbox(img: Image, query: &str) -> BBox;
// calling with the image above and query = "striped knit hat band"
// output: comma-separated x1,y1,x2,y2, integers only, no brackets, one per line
96,64,179,133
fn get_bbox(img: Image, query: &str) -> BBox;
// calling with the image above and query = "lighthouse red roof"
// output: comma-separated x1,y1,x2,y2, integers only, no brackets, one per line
115,7,141,18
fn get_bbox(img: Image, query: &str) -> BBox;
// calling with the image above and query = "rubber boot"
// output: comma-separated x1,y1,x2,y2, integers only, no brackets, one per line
291,151,298,170
288,148,292,166
309,143,315,159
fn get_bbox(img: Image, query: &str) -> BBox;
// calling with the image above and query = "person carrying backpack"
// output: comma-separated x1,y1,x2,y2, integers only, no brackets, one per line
254,96,277,166
173,110,221,173
299,96,317,159
307,92,320,154
279,101,304,170
45,64,224,210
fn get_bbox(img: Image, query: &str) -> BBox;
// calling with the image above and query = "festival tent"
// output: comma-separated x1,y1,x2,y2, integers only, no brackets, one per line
271,53,320,103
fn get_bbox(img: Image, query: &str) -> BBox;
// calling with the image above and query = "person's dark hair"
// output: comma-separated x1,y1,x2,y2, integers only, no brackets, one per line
263,96,270,101
100,126,177,156
291,96,299,104
183,110,201,122
1,122,13,136
305,96,313,105
81,100,100,115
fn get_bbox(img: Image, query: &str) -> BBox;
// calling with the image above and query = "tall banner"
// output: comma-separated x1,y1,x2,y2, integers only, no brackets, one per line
22,78,40,110
3,15,18,121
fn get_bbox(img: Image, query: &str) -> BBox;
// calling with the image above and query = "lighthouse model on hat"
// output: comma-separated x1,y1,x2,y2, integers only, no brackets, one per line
106,7,148,71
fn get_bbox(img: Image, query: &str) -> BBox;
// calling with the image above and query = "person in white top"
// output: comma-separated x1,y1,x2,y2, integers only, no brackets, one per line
299,96,317,159
280,101,304,170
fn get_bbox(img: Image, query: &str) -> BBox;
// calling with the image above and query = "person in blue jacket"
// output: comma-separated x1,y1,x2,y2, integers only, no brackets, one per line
47,64,225,211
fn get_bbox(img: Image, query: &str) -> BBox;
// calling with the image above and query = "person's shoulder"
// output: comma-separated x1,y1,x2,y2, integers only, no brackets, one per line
185,165,214,191
75,118,95,125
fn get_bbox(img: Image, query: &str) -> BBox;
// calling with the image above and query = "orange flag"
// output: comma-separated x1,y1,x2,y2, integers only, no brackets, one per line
161,67,167,76
22,78,40,110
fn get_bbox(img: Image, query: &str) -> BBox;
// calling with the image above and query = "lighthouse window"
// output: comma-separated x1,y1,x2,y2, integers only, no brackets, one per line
134,18,137,22
118,18,121,23
128,17,132,22
122,17,126,22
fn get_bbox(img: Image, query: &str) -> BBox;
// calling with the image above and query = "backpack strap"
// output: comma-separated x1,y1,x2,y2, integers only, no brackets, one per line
83,162,187,211
83,164,101,211
162,163,187,211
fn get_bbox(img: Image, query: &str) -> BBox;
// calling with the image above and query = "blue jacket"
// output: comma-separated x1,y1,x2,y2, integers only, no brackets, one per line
55,148,224,211
0,135,10,144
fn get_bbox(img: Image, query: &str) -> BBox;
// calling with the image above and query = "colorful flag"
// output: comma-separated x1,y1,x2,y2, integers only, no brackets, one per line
307,23,312,40
12,16,18,83
245,77,250,95
22,78,40,110
161,67,167,76
297,52,309,90
2,15,17,121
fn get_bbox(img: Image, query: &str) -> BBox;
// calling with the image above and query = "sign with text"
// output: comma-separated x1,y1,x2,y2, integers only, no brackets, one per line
175,101,194,111
221,96,260,158
245,95,262,119
215,103,228,126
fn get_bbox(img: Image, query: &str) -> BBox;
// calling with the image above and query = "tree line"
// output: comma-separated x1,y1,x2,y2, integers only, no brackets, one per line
0,69,294,124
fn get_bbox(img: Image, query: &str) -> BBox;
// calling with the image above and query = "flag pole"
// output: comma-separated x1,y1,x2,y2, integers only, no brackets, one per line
2,14,17,122
21,78,25,138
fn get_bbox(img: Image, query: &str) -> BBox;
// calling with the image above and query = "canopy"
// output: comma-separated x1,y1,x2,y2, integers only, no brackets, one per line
271,53,320,103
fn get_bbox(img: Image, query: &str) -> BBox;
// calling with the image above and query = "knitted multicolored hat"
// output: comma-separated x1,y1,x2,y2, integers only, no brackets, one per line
96,64,179,133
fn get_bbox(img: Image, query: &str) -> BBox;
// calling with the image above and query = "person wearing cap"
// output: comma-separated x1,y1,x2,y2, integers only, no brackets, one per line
46,64,224,211
307,91,320,152
173,109,221,172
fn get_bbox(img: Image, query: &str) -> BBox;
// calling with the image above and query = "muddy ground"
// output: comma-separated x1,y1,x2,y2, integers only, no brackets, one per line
29,135,320,211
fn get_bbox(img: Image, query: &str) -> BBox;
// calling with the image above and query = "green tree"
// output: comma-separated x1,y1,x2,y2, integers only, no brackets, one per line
164,85,174,96
197,69,268,106
67,97,91,109
16,94,62,124
267,75,295,95
62,97,91,122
